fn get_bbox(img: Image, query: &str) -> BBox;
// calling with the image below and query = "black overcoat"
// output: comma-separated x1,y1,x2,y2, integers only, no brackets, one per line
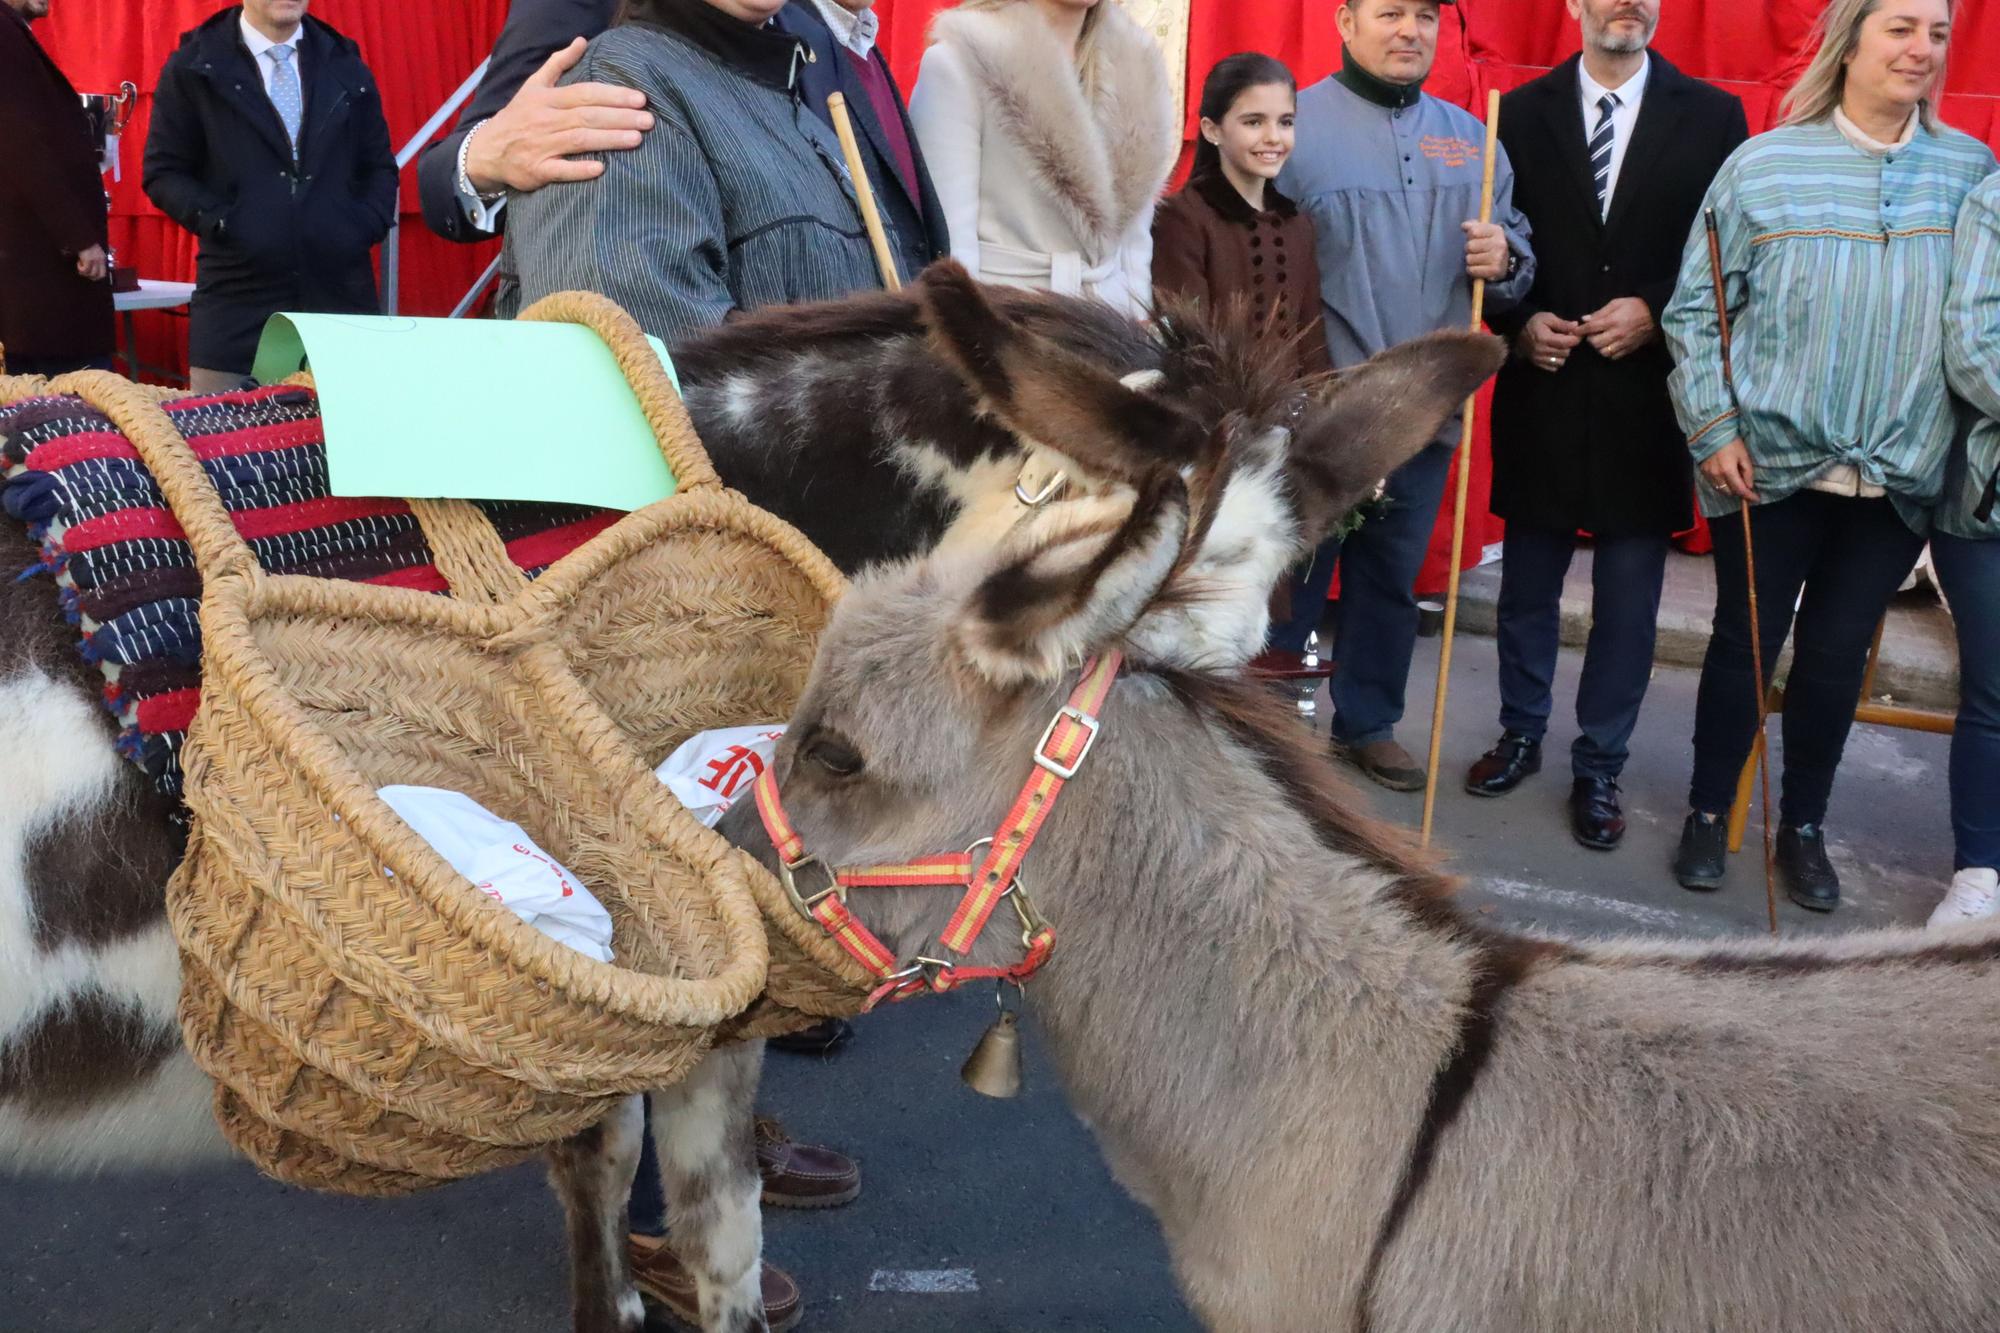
1488,54,1747,536
0,5,114,364
143,9,398,372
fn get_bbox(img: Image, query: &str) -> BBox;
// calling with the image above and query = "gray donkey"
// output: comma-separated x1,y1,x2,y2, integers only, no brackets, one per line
723,300,2000,1332
1,264,1503,1333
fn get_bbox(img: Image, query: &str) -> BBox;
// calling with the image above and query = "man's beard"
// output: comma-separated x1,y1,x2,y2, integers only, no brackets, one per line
1587,12,1656,54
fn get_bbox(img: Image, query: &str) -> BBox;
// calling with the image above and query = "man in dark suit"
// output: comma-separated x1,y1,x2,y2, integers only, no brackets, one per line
143,0,399,392
0,0,114,377
780,0,949,282
1467,0,1747,849
417,0,948,282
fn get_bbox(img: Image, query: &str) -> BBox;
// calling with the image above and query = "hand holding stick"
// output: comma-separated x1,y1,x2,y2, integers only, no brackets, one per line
1704,206,1778,934
1420,89,1503,849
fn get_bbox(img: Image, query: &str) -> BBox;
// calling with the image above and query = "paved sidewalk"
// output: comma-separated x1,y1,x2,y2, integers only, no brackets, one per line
1452,548,1960,712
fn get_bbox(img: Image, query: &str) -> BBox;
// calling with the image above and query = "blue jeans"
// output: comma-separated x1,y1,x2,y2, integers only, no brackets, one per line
1267,440,1455,746
1494,524,1669,782
1930,532,2000,870
1688,491,1924,825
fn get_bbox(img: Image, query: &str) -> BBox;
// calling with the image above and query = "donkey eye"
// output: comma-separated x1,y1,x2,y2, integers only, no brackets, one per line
804,736,865,778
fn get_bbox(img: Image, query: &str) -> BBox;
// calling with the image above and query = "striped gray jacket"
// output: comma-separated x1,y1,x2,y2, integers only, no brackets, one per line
504,23,884,346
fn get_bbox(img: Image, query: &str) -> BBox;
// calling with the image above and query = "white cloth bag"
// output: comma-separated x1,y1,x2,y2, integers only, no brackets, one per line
377,785,616,963
653,725,786,828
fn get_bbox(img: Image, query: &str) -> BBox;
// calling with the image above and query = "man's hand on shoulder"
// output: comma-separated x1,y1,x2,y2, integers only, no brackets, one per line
463,38,655,196
1461,220,1509,282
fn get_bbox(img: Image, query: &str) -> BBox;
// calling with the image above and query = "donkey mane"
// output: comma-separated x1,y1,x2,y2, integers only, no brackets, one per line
1155,668,1562,960
674,273,1305,434
673,281,1161,376
1158,666,2000,986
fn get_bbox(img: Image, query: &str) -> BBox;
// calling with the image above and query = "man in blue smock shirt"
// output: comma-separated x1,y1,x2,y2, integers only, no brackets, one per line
1275,0,1534,791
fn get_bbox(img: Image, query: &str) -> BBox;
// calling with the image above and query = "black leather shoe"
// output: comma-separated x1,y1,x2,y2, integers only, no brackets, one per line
1464,732,1542,797
767,1017,853,1055
1674,811,1727,890
1568,777,1625,850
1777,823,1840,912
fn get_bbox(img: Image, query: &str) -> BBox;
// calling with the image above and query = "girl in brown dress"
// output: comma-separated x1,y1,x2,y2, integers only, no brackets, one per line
1152,52,1331,378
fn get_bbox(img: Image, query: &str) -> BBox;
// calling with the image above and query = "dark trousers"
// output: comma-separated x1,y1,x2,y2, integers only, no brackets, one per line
1931,532,2000,870
1267,440,1455,745
3,352,113,376
1688,490,1923,825
1494,523,1668,781
629,1100,666,1237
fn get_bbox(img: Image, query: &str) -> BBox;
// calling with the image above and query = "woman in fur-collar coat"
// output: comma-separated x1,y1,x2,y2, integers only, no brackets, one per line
909,0,1177,318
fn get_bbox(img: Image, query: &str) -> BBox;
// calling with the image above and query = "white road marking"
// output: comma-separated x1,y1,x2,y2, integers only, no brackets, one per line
868,1269,979,1294
1473,877,1705,931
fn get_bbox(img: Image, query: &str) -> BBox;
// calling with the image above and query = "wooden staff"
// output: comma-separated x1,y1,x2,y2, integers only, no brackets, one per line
1420,89,1503,849
1704,207,1778,934
826,91,901,292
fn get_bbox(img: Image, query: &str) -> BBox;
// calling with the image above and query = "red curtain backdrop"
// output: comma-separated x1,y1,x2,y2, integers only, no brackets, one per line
39,0,2000,585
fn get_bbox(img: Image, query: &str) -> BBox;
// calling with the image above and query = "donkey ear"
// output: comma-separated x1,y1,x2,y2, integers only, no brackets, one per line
954,470,1190,687
1287,331,1507,542
915,260,1207,481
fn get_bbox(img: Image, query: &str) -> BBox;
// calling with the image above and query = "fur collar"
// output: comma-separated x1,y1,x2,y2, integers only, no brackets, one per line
929,3,1177,250
1189,167,1299,227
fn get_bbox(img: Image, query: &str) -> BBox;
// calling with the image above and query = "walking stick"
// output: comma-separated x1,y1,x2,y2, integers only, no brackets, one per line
1420,89,1502,849
1704,207,1779,934
826,92,902,292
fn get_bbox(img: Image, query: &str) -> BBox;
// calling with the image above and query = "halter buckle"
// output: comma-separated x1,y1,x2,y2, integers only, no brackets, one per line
777,852,844,919
1005,882,1049,948
882,955,955,990
1013,471,1067,507
1034,705,1101,780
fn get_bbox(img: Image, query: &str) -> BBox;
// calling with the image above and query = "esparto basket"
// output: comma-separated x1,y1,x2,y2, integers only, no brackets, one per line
18,293,874,1194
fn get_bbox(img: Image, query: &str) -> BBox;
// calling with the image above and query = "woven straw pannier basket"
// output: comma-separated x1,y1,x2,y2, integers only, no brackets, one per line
5,294,874,1196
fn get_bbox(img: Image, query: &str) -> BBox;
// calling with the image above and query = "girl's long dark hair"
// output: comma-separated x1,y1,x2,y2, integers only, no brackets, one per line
1191,52,1298,182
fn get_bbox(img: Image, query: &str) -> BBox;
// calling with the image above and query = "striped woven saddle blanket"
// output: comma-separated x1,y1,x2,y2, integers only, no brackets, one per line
0,382,616,799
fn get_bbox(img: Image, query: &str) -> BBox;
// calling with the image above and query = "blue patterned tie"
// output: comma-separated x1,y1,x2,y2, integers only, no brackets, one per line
267,43,302,152
1589,92,1620,219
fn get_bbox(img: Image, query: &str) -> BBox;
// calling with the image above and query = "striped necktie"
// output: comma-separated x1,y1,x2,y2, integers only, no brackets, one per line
1589,92,1620,219
268,44,303,152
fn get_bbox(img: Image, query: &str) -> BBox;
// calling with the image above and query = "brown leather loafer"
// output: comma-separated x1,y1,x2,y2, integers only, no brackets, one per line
1335,737,1426,792
757,1115,861,1209
627,1238,802,1333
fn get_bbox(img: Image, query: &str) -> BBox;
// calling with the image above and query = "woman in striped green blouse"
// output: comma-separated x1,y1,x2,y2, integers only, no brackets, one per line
1662,0,1995,912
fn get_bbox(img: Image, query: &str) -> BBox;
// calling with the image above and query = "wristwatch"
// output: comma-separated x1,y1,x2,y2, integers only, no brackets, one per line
456,121,505,207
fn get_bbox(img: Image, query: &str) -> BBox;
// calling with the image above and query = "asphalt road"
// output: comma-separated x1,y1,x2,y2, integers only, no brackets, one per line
3,635,1955,1332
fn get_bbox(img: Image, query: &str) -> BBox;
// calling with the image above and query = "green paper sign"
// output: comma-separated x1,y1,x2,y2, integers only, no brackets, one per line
252,313,681,512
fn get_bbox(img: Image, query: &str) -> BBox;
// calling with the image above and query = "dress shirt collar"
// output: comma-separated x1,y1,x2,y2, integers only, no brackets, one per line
809,0,879,58
1577,51,1649,114
239,11,302,63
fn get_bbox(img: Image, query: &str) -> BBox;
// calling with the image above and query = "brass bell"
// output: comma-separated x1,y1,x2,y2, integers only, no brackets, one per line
960,1009,1023,1099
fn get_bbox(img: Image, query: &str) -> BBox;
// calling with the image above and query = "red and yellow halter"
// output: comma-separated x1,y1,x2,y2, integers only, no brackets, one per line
752,652,1122,1009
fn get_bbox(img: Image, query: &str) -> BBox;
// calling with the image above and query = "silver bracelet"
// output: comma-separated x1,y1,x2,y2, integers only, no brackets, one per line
457,121,505,205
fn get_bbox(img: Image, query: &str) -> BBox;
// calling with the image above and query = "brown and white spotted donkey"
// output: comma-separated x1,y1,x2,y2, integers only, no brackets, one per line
720,284,2000,1333
0,262,1501,1331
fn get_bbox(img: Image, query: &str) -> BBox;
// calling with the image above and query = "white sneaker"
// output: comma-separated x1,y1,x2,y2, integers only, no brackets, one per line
1927,868,2000,928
